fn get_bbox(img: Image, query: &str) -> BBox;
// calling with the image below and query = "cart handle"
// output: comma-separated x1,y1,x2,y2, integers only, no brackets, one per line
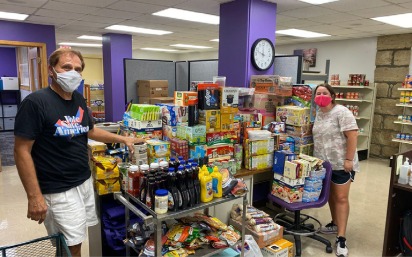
113,192,154,226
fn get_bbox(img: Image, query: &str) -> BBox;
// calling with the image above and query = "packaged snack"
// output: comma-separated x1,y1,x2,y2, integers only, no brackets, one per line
174,91,198,107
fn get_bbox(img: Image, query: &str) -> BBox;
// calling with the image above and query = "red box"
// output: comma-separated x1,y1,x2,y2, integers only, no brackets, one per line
206,144,234,159
169,137,189,160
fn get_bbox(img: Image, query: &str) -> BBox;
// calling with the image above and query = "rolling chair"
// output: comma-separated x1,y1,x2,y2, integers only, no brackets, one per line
268,161,333,257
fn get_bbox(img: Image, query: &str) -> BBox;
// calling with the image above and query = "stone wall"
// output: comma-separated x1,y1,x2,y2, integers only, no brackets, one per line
371,34,412,158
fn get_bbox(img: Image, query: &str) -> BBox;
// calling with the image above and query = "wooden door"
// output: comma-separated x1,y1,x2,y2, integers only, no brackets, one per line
28,47,41,91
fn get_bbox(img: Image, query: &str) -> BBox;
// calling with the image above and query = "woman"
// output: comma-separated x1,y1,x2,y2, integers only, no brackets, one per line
312,83,359,257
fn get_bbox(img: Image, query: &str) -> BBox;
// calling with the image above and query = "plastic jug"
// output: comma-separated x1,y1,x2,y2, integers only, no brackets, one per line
399,158,409,185
211,166,222,198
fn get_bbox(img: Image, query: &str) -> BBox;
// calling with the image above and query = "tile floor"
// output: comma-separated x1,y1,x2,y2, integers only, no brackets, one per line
0,158,391,257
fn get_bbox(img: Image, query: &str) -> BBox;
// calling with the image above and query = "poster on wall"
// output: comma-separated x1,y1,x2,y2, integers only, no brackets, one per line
294,48,317,67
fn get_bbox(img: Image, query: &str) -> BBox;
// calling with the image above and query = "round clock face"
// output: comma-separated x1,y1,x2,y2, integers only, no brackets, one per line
251,38,275,71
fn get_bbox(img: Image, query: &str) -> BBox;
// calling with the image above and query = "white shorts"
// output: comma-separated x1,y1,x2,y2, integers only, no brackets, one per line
43,176,98,246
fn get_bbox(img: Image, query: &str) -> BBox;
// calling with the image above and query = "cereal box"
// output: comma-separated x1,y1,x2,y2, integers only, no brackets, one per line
163,125,177,141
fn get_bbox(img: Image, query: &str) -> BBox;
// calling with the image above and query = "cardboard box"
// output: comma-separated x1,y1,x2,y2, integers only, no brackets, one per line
157,103,188,126
198,83,220,110
146,139,170,158
220,113,235,132
163,125,177,141
199,110,221,132
190,81,213,91
129,119,162,130
139,97,174,104
87,140,107,155
285,124,313,137
170,137,189,160
229,219,283,248
174,91,198,106
295,143,314,156
245,153,274,170
240,94,284,114
137,80,168,97
206,131,237,146
273,151,297,175
189,144,207,159
291,135,313,147
276,106,311,126
250,75,292,96
220,87,239,108
185,125,207,145
271,179,304,203
207,144,234,159
177,123,188,139
262,239,294,257
245,138,275,157
273,173,306,187
95,178,120,195
0,77,19,90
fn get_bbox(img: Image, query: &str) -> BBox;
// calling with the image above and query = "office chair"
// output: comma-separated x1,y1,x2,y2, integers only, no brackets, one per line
268,161,333,257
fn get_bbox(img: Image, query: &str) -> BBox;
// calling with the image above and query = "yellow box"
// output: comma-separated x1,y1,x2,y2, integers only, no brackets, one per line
87,140,107,154
92,156,119,180
146,139,170,158
262,239,294,257
220,113,235,131
199,110,221,132
95,178,120,195
276,106,311,126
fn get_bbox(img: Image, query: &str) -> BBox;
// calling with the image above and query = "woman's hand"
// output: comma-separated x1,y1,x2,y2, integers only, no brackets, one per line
344,159,353,172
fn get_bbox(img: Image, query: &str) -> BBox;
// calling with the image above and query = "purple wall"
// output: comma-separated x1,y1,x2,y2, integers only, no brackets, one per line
0,48,17,77
218,0,277,87
102,33,132,122
0,20,56,64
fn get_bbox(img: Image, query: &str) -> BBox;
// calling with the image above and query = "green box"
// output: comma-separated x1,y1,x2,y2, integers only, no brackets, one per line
185,125,207,145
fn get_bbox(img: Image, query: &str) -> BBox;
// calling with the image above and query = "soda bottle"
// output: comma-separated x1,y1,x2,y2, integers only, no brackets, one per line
185,164,195,207
176,165,190,209
146,177,156,210
166,167,180,212
159,161,169,174
191,162,201,205
150,162,160,175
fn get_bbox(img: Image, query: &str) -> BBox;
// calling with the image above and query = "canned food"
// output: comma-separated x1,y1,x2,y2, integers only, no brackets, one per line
354,92,359,99
401,133,406,140
406,135,411,141
396,133,401,139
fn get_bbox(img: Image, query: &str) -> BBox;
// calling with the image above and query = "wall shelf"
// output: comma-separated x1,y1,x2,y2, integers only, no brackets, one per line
332,85,374,89
392,139,412,145
335,98,372,103
397,88,412,91
396,104,412,108
393,121,412,126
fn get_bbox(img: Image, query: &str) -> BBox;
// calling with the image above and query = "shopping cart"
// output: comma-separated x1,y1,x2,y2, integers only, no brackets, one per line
0,233,71,257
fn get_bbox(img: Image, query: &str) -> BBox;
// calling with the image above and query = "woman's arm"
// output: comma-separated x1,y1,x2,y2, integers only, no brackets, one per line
343,130,358,172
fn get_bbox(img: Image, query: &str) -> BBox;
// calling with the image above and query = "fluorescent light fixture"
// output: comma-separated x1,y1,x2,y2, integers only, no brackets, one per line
153,8,219,25
141,48,178,52
210,39,219,42
0,11,28,21
276,29,331,38
298,0,339,4
105,25,172,35
77,35,103,40
371,13,412,28
58,42,102,47
170,44,212,49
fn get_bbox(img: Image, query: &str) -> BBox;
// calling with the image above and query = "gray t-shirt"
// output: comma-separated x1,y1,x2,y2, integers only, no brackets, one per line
313,104,360,172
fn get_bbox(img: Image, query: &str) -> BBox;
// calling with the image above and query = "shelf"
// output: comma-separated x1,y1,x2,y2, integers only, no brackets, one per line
127,193,244,222
396,104,412,108
394,121,412,126
355,116,370,120
392,139,412,145
332,86,374,89
398,88,412,91
393,182,412,193
335,98,372,103
234,167,272,178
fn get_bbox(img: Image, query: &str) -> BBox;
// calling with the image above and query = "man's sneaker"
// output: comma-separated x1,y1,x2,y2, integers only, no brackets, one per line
336,236,349,257
320,221,338,234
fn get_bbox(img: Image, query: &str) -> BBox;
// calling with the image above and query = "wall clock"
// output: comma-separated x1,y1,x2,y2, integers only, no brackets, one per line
251,38,275,71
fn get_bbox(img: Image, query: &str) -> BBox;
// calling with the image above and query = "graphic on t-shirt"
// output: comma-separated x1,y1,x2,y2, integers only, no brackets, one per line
54,107,89,137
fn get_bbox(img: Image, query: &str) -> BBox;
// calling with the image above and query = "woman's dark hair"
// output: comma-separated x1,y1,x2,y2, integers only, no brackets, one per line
314,83,336,104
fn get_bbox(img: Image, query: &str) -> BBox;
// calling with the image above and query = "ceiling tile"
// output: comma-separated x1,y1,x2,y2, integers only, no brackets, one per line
351,23,402,32
279,6,339,19
0,0,48,8
52,0,118,7
306,13,361,24
78,15,124,24
67,20,111,29
384,0,412,3
279,18,324,28
324,0,391,12
332,18,381,28
42,2,100,14
106,1,164,14
399,2,412,8
0,3,36,14
273,0,311,12
34,9,86,19
26,15,74,26
92,8,140,19
175,0,220,15
350,5,406,18
127,0,187,6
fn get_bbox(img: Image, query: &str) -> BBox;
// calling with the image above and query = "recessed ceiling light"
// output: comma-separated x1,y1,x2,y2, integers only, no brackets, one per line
105,25,172,35
276,29,331,38
210,39,219,42
141,48,178,52
170,44,212,49
0,11,28,21
58,42,102,47
153,8,219,25
371,13,412,28
78,35,103,41
298,0,339,4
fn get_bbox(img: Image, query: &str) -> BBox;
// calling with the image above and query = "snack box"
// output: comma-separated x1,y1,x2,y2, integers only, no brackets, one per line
163,125,177,141
262,239,294,257
92,156,119,180
244,138,275,157
240,94,285,114
285,124,313,137
174,91,198,107
156,103,189,126
245,153,274,171
95,178,120,195
199,109,221,132
146,139,170,158
229,219,283,248
295,143,314,156
220,113,235,132
271,179,304,203
276,106,311,126
129,119,162,130
176,122,188,139
169,137,189,160
197,83,221,110
273,150,298,175
250,75,292,97
87,140,107,156
206,131,238,146
273,173,305,187
220,87,239,108
185,125,207,145
120,126,162,140
137,80,168,97
149,156,170,164
207,144,234,160
189,144,207,160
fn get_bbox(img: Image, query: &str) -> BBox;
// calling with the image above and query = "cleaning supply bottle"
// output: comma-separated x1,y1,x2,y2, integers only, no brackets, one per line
200,166,213,203
211,166,223,198
399,158,410,184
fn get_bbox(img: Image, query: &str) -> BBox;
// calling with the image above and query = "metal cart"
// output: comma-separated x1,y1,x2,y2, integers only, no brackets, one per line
0,233,71,257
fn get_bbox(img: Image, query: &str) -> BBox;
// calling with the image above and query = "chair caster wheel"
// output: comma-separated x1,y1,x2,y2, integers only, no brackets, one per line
326,246,333,253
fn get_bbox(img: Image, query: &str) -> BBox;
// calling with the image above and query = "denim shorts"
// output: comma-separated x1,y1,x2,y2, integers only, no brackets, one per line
331,170,355,185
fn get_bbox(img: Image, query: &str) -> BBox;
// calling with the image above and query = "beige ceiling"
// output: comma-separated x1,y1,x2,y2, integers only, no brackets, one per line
1,0,412,52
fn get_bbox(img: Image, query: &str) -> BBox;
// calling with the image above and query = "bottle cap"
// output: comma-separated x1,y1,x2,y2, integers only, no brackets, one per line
150,163,159,169
129,165,139,172
159,161,169,168
170,157,176,162
168,167,175,172
155,189,168,196
185,164,191,169
191,162,198,167
140,164,149,171
178,165,184,171
178,156,184,160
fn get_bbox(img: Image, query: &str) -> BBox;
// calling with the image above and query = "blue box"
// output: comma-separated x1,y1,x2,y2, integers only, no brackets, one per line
273,150,297,175
0,80,3,90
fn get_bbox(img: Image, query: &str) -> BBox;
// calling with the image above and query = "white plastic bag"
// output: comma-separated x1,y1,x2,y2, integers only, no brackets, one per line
233,235,263,257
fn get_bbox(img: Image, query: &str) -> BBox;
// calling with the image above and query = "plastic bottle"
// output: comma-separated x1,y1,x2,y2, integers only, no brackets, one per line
169,157,176,171
146,177,156,210
166,167,180,212
139,164,149,188
159,161,169,174
139,173,148,202
399,158,410,184
150,162,160,175
127,165,140,197
191,162,201,205
185,164,196,207
176,165,190,209
211,166,223,198
155,189,168,214
200,166,213,203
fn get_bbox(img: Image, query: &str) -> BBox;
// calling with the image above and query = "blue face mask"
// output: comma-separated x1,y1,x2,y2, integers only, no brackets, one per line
53,68,82,93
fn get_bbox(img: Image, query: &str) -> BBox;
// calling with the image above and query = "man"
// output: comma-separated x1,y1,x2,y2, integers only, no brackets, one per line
14,48,142,257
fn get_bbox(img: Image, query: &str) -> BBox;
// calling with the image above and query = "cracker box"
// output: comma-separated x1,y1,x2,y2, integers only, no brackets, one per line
229,219,283,248
95,178,120,195
245,138,275,157
207,144,234,159
262,239,294,257
206,131,238,146
271,179,304,203
87,140,107,156
146,139,170,158
292,135,313,147
199,110,221,132
129,120,162,130
220,87,239,108
250,75,292,96
163,125,177,141
295,143,314,156
174,91,198,107
185,125,207,145
137,80,168,97
285,124,313,137
220,113,235,132
176,122,188,139
245,153,274,170
276,106,311,126
273,173,306,187
189,144,207,160
197,83,220,110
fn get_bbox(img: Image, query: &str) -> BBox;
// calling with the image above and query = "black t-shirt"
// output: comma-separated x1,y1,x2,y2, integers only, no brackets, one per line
14,87,94,194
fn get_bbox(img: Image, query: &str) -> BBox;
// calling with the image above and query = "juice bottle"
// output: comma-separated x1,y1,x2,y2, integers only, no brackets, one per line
200,167,213,203
211,166,223,198
185,164,195,207
127,165,140,197
191,162,200,205
166,167,180,212
176,165,190,209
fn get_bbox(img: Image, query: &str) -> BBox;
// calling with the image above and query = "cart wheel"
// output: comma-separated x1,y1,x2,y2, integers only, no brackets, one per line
326,246,333,253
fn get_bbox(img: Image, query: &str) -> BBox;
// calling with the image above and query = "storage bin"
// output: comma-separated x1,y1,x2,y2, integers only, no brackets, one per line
0,77,19,90
3,105,17,117
4,117,15,130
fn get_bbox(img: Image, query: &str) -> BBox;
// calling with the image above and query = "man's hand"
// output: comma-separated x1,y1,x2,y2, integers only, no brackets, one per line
27,195,48,224
123,137,145,154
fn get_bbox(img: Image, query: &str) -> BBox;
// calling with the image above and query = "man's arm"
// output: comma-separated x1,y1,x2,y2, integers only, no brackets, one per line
14,136,47,224
88,127,144,153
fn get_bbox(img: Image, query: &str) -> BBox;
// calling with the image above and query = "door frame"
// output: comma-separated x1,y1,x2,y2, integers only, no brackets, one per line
0,40,48,88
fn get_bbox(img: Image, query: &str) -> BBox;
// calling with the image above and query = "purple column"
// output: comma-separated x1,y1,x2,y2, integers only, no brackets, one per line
102,33,132,122
218,0,277,87
0,48,17,77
